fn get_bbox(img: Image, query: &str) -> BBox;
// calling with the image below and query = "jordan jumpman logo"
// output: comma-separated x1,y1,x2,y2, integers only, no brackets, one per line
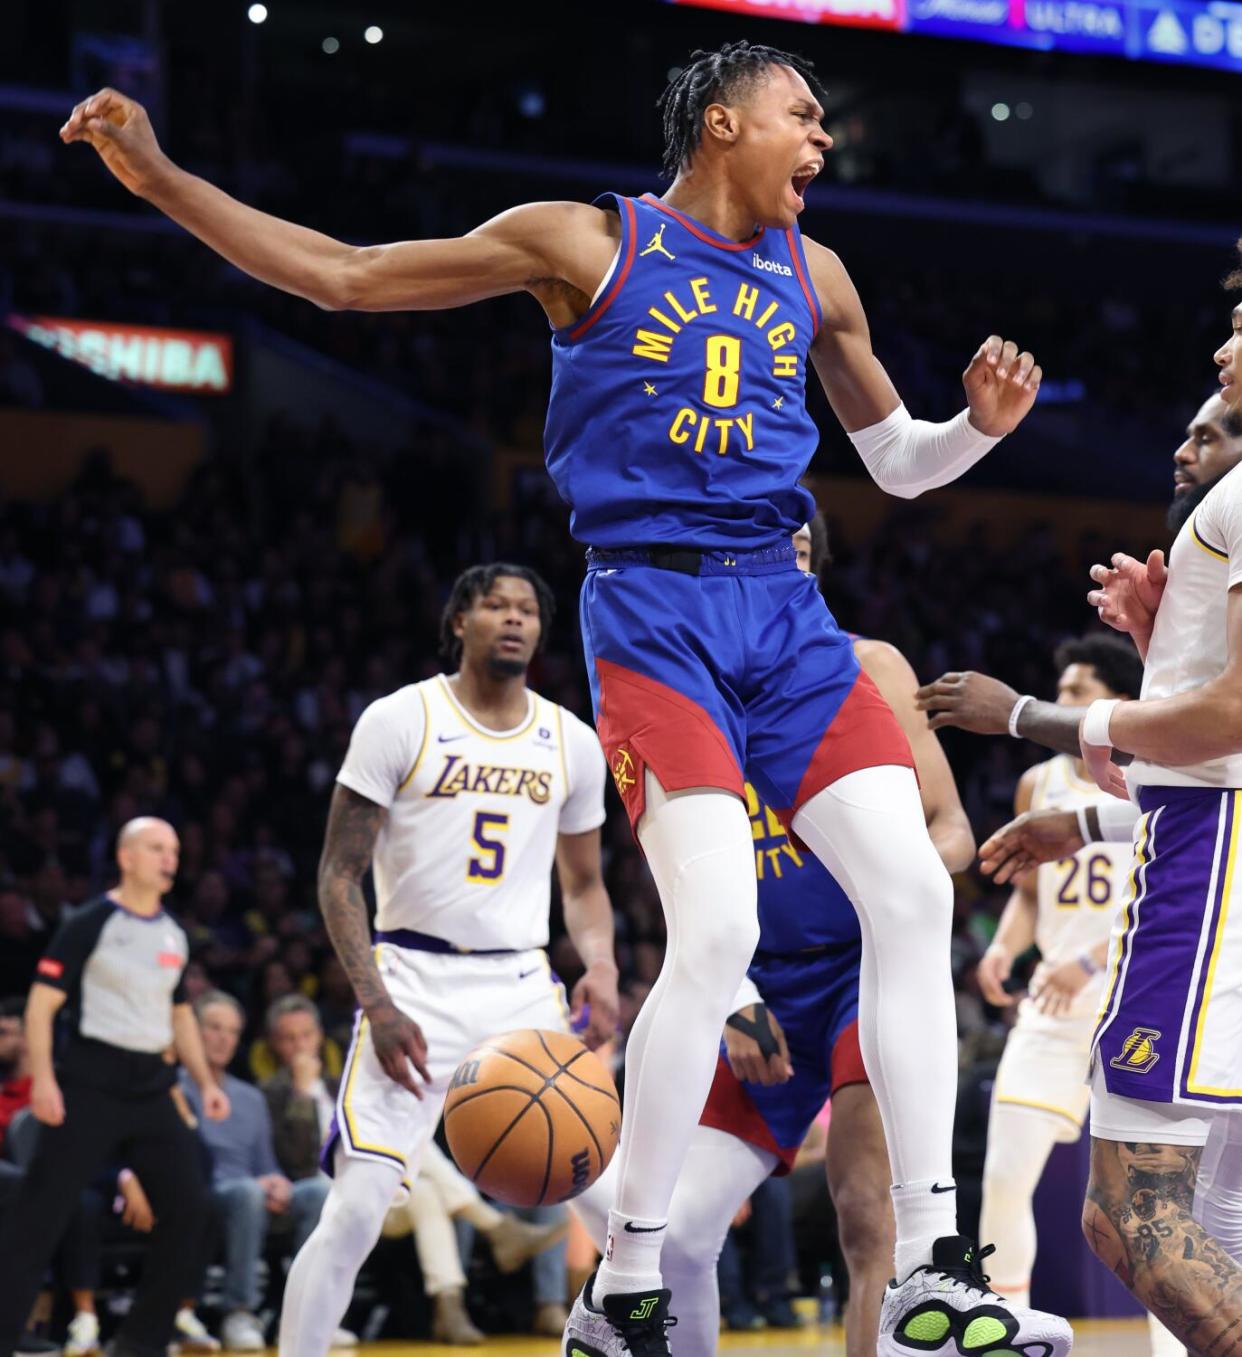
639,223,676,261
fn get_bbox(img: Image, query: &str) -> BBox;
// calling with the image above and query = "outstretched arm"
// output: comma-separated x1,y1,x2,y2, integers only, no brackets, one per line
61,88,615,316
803,238,1041,495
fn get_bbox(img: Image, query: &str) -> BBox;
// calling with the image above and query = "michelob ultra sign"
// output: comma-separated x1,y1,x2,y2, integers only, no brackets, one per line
9,315,233,394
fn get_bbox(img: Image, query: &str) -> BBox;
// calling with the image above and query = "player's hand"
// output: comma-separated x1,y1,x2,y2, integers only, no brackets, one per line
571,961,620,1051
979,808,1084,883
1029,959,1090,1018
201,1082,231,1121
366,999,431,1097
977,945,1016,1007
724,1004,793,1087
914,671,1022,735
1079,720,1130,801
31,1074,65,1126
1087,550,1166,649
118,1169,156,1232
962,336,1042,437
59,87,173,198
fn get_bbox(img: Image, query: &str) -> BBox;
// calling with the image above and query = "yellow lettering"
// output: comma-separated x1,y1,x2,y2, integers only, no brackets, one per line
443,765,470,795
756,301,779,329
690,277,717,315
646,306,681,334
632,330,673,363
768,322,797,350
781,841,805,870
736,412,755,451
664,291,697,324
669,408,695,444
755,847,766,880
766,847,785,879
693,416,710,454
764,806,785,838
772,353,799,379
715,418,734,456
733,283,759,321
494,768,517,795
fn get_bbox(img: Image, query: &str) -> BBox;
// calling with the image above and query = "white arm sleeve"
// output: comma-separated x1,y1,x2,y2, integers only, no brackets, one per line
730,974,763,1013
558,711,608,835
336,690,424,809
847,403,1002,500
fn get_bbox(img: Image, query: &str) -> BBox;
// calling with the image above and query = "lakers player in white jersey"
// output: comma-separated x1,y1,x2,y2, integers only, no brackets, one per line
277,563,616,1357
972,639,1142,1305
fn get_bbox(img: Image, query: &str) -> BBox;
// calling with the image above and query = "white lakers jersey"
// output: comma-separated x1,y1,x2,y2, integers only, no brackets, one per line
1130,463,1242,790
336,675,606,951
1029,755,1134,1019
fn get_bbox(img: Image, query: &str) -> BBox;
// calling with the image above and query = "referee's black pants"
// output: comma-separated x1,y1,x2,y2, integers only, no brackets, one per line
0,1079,209,1357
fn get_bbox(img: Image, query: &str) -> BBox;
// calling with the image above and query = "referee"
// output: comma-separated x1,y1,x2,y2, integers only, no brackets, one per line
0,818,226,1357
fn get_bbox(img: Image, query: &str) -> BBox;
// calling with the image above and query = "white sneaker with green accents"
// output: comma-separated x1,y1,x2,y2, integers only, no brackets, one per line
879,1236,1073,1357
562,1272,675,1357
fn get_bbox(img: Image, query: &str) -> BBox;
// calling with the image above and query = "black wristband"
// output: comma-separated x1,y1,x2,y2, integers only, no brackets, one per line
726,1003,780,1061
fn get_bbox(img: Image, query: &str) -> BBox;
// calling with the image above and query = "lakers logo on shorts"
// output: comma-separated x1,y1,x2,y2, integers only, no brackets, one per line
1111,1026,1162,1075
611,747,637,796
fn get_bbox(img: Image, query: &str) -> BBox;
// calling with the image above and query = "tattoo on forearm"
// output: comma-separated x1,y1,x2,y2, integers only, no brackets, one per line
1086,1139,1242,1354
318,786,389,1011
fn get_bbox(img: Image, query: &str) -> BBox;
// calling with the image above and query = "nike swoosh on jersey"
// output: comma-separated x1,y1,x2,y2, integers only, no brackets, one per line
437,734,468,743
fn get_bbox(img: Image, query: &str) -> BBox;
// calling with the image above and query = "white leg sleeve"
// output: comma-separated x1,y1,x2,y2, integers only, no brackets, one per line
594,775,758,1299
978,1104,1063,1305
1195,1109,1242,1264
661,1128,777,1357
278,1154,401,1357
793,765,957,1277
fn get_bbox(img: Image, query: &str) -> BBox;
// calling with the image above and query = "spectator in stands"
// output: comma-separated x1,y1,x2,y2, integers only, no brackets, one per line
260,995,338,1182
182,991,354,1353
0,996,31,1146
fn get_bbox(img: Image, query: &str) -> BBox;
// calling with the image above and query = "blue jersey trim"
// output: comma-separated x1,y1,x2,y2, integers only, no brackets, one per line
639,193,765,252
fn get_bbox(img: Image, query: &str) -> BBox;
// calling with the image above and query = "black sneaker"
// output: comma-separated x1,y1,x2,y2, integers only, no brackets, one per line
561,1270,676,1357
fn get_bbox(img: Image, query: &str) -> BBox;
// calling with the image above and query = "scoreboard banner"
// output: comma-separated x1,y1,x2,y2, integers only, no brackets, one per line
8,315,234,395
665,0,1242,71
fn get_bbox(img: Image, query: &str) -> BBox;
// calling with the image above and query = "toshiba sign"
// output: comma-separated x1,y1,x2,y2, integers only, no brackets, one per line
9,315,233,395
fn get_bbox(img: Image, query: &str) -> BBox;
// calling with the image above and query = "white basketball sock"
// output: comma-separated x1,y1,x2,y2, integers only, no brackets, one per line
793,766,958,1276
978,1103,1063,1305
593,776,758,1300
278,1156,401,1357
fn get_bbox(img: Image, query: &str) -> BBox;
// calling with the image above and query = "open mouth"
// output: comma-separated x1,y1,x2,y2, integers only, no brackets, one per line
791,163,821,206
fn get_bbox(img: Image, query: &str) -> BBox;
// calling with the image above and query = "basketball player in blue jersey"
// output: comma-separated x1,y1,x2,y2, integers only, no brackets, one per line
575,513,977,1357
63,41,1065,1357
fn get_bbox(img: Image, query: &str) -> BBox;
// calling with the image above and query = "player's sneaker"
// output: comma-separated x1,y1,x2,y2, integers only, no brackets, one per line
64,1310,102,1354
879,1236,1073,1357
562,1271,676,1357
171,1307,221,1354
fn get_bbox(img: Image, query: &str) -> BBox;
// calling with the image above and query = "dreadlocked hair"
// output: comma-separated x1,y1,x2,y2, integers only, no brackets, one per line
439,562,556,666
657,40,826,180
1224,237,1242,292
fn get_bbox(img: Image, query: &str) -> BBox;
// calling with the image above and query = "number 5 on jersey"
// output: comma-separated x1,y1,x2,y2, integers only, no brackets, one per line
468,812,509,883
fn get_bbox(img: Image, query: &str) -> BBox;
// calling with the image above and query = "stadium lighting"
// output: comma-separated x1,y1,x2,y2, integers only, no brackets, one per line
364,25,383,43
991,102,1010,121
247,3,268,23
322,36,340,53
1016,101,1033,120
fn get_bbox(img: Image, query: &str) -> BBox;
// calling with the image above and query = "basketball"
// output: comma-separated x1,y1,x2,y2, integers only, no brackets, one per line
443,1029,621,1209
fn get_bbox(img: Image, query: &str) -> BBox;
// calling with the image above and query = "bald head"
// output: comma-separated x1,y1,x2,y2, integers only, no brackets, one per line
116,817,179,897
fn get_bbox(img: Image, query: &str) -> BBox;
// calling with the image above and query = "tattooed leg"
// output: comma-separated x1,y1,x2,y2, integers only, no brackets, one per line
1084,1136,1242,1356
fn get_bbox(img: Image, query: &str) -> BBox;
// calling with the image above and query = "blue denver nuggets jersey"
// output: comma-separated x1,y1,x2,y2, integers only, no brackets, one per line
545,193,822,550
747,782,861,953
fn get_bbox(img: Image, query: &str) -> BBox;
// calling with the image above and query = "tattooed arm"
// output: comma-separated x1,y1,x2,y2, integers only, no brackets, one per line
1084,1137,1242,1353
318,784,430,1096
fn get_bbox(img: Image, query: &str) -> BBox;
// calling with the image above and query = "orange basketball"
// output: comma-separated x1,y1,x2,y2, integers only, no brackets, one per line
443,1028,620,1208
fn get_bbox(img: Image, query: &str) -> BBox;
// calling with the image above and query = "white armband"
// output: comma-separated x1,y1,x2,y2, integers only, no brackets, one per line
1098,799,1141,843
1081,698,1120,749
1008,695,1035,739
847,403,1002,500
731,974,763,1015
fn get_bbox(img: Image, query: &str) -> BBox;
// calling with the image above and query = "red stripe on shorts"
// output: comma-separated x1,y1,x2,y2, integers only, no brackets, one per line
699,1054,797,1174
594,658,744,833
831,1018,868,1095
